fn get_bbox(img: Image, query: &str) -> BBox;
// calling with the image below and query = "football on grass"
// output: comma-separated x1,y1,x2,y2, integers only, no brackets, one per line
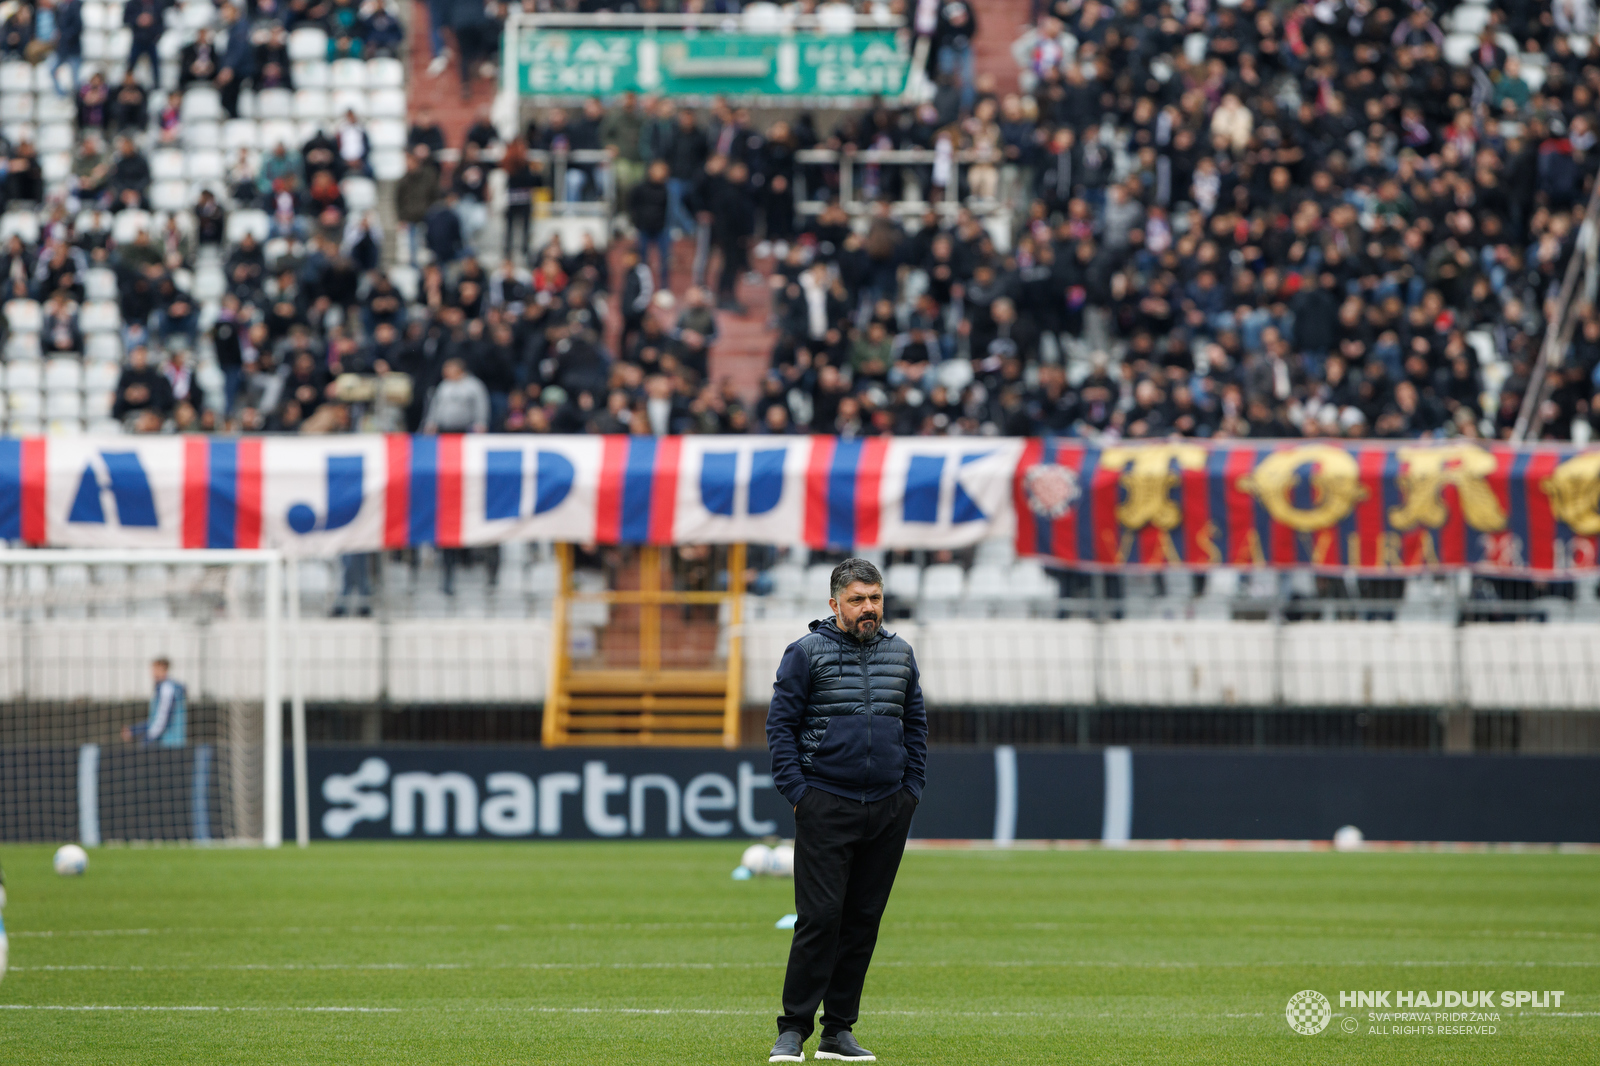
53,844,88,876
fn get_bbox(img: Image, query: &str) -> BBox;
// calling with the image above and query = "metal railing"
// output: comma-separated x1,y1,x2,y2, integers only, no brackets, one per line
508,12,906,30
1511,176,1600,440
792,148,1012,218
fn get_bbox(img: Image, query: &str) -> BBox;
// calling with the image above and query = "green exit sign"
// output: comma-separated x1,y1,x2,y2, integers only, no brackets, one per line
515,30,909,98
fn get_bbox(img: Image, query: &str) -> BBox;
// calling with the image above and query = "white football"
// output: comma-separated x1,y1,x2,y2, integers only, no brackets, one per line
1333,825,1364,852
741,844,772,874
53,844,88,876
769,844,795,877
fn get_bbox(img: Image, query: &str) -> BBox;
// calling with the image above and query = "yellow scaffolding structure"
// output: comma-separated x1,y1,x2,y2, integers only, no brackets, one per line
543,544,745,748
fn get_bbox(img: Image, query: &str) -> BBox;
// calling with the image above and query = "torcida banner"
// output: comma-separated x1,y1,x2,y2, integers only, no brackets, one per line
0,435,1597,573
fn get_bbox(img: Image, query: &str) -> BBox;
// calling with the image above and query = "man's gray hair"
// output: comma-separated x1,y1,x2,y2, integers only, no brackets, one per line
830,558,884,600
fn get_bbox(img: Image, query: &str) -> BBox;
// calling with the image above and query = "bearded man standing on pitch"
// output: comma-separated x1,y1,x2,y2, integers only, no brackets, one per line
765,558,928,1063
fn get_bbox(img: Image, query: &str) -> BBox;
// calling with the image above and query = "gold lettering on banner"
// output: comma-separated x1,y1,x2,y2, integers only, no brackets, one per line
1389,445,1507,532
1379,532,1404,567
1156,529,1183,564
1419,530,1440,566
1098,444,1208,531
1312,530,1337,565
1196,521,1222,564
1236,445,1367,532
1541,452,1600,535
1237,528,1267,566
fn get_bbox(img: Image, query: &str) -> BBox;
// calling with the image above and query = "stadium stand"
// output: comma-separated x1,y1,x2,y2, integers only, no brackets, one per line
1,0,1597,622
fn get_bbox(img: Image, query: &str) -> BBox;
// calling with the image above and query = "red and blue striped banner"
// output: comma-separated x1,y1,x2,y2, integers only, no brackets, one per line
1014,440,1600,574
2,435,1599,573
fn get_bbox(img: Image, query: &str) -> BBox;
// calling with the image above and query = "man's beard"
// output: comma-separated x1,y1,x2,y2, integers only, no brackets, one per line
845,614,879,641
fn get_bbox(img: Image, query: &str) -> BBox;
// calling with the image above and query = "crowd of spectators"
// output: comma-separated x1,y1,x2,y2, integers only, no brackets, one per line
17,0,1600,449
387,0,1600,446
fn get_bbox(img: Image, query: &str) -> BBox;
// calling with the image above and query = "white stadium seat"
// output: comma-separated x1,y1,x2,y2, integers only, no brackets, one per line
41,152,71,184
330,87,366,117
45,391,83,420
257,118,297,151
5,299,41,333
5,332,40,360
45,358,83,391
181,1,217,30
34,93,74,123
292,60,329,89
180,87,223,122
225,209,270,244
255,88,292,119
187,149,225,182
0,212,40,244
84,268,119,301
79,301,122,334
370,149,405,180
152,149,187,181
223,118,258,152
369,118,406,150
367,88,406,118
341,176,377,212
4,361,41,389
157,28,184,61
85,333,123,364
182,121,221,150
367,57,404,88
8,391,42,417
293,88,328,121
0,62,32,93
150,180,190,213
288,27,328,62
85,362,121,391
330,58,366,90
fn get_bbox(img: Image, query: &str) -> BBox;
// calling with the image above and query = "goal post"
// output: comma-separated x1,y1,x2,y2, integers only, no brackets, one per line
0,549,293,847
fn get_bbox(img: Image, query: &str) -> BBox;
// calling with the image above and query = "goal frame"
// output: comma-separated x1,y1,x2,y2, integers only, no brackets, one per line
0,548,297,847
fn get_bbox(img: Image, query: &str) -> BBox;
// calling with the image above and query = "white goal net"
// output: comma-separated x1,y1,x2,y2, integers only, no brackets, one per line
0,550,286,846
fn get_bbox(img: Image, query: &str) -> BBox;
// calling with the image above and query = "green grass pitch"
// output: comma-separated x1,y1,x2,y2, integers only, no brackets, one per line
0,842,1593,1064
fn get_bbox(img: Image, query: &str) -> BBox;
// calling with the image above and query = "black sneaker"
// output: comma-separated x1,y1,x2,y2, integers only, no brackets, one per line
815,1031,875,1061
769,1030,805,1063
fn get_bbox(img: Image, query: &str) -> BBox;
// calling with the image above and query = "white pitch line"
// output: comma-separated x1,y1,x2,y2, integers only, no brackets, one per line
11,959,1599,973
0,1005,401,1013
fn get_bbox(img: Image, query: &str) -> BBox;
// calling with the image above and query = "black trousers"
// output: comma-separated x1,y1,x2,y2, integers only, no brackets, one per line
715,235,748,299
778,787,915,1039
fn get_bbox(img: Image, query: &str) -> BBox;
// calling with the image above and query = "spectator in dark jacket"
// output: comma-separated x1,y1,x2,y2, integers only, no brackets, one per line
113,345,174,421
627,159,672,284
394,149,439,266
711,161,757,312
51,0,82,95
123,0,165,88
424,193,464,265
215,2,253,117
664,108,708,235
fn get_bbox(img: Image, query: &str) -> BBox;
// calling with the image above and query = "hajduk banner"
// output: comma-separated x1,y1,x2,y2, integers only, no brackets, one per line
1,435,1599,575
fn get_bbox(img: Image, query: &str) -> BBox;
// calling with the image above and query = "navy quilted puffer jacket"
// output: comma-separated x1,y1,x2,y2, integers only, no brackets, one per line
766,617,928,806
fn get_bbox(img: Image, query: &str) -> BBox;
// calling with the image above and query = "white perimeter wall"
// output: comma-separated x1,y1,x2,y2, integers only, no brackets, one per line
0,619,1594,711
